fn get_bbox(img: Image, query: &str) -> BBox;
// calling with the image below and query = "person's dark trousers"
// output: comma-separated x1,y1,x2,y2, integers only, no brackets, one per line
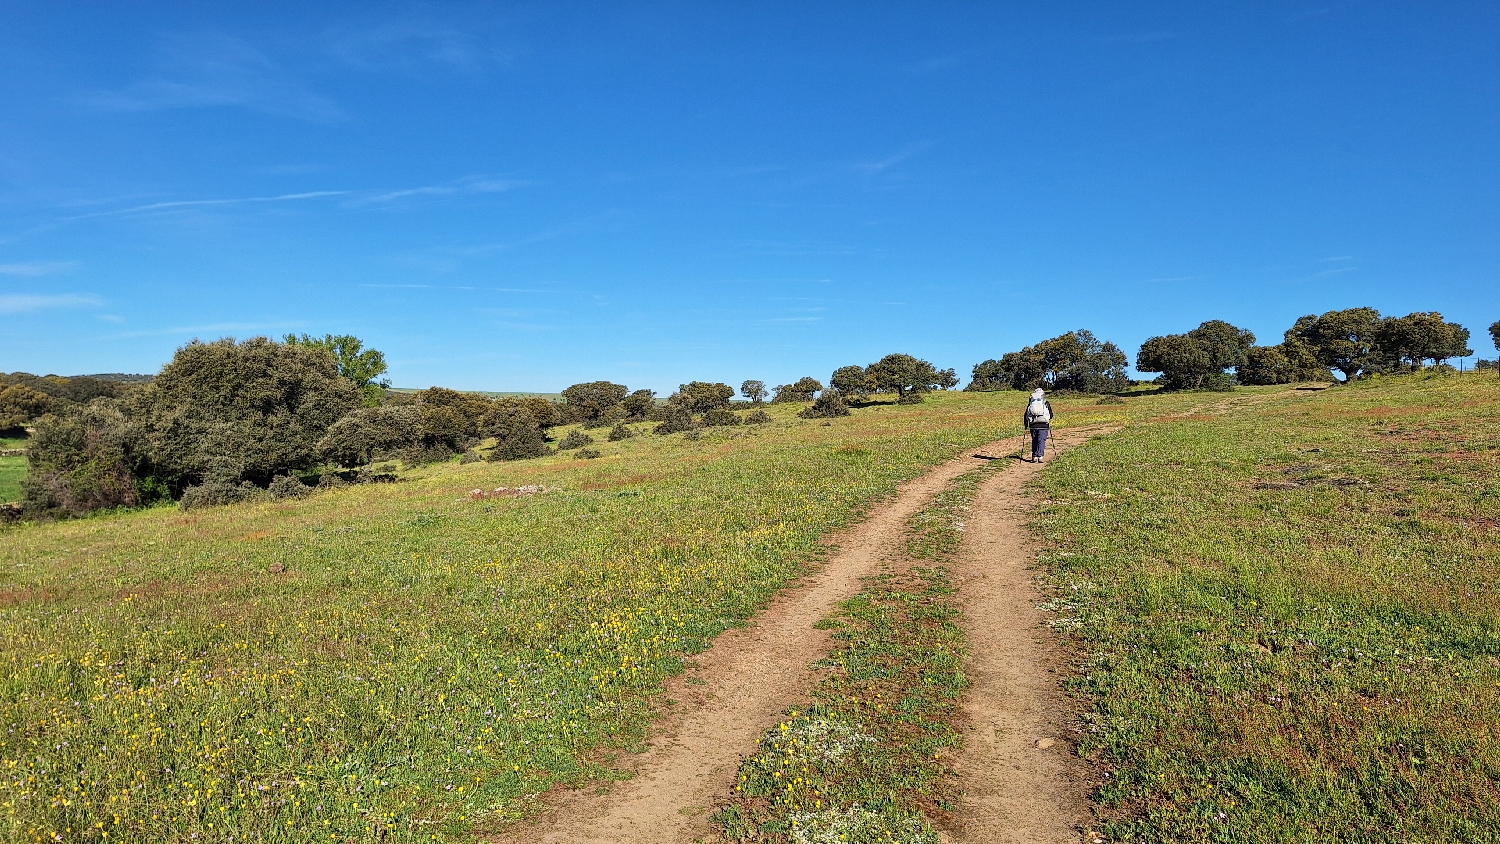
1031,427,1049,459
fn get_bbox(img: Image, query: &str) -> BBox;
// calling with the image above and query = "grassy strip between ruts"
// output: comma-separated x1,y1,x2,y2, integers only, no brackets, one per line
1032,372,1500,842
711,460,1003,843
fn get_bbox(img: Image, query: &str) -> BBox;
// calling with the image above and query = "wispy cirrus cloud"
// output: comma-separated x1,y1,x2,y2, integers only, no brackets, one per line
0,293,101,314
67,191,349,221
0,260,79,276
851,142,933,174
66,176,530,222
85,33,342,121
352,176,530,206
326,19,503,73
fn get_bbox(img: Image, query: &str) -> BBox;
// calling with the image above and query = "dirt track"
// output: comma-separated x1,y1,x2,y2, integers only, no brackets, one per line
495,431,1099,843
941,428,1103,844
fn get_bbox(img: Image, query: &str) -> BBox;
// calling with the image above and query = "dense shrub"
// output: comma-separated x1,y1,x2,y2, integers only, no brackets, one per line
268,474,312,500
621,389,656,420
179,481,268,510
21,403,145,518
132,337,361,491
700,408,742,427
558,429,594,450
799,391,851,418
494,395,563,429
317,406,421,467
672,382,735,413
1137,321,1255,391
283,334,390,405
0,383,55,432
1237,341,1330,385
829,366,871,400
486,407,548,461
607,422,636,441
561,381,628,424
653,404,698,435
771,377,822,403
745,409,771,424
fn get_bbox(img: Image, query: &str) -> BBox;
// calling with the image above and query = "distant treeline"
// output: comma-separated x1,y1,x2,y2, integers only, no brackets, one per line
967,309,1492,394
6,337,961,521
6,312,1496,522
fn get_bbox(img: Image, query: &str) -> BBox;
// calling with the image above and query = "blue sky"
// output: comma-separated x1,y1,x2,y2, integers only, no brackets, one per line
1,2,1496,392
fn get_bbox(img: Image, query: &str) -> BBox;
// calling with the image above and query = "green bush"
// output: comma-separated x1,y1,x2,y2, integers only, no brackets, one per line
771,377,822,403
486,407,548,461
745,409,771,424
700,408,742,427
653,404,697,435
0,383,55,432
672,382,735,413
621,389,656,421
21,403,143,518
133,337,361,491
267,474,312,500
317,406,421,467
560,381,628,424
558,429,594,450
607,422,636,441
799,391,851,418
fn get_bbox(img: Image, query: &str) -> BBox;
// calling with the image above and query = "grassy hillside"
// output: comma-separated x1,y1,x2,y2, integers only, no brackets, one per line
1035,372,1500,841
0,390,1145,843
0,436,26,504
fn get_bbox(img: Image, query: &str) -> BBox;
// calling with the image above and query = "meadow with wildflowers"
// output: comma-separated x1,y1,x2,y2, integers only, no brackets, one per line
1034,372,1500,841
1,391,1134,843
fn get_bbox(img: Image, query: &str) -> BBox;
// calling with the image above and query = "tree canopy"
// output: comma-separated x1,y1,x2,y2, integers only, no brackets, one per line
132,337,362,490
284,334,389,405
1136,321,1255,390
967,330,1128,393
866,353,943,403
560,381,629,423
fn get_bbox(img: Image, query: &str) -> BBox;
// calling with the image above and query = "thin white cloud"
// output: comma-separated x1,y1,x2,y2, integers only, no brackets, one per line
0,293,101,314
326,21,491,72
358,283,547,293
0,260,78,276
69,191,349,220
64,177,529,222
1314,266,1357,277
851,142,933,174
352,176,530,206
86,33,342,121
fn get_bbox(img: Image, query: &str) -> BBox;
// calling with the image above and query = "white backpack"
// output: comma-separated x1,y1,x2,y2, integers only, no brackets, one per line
1026,396,1051,424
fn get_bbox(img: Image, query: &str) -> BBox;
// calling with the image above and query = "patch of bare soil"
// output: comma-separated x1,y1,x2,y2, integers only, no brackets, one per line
940,427,1111,844
489,440,1017,844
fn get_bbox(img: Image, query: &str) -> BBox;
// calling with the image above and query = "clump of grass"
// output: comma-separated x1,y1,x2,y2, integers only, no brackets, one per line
712,568,965,843
1033,372,1500,841
905,460,1003,562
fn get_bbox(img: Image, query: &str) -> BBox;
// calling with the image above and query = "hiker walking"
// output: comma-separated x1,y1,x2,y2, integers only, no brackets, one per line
1023,387,1053,463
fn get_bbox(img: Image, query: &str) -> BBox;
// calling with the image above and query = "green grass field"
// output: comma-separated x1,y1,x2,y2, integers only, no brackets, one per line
0,436,26,504
1035,372,1500,841
11,377,1492,842
0,391,1144,843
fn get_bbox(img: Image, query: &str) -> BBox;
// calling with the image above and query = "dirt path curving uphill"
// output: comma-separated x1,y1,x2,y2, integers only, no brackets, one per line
493,439,1020,844
941,426,1113,844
